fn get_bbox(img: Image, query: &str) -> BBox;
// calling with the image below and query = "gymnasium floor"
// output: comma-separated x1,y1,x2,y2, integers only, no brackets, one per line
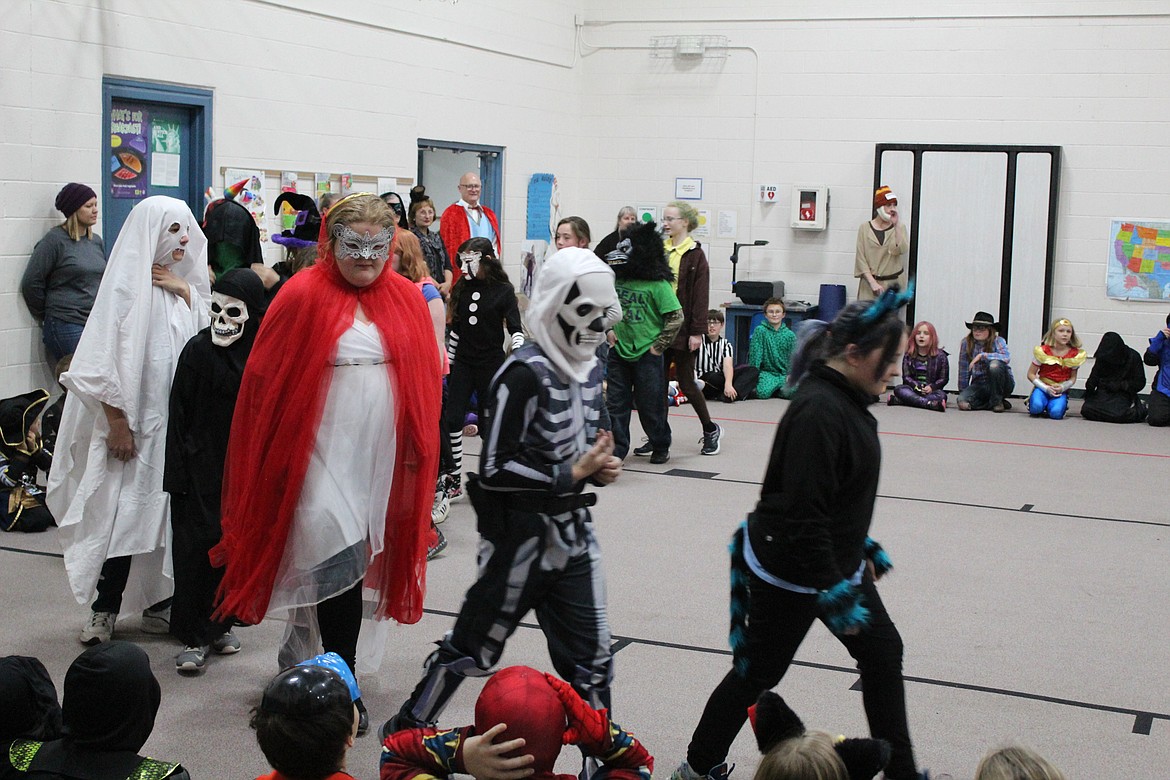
3,396,1167,779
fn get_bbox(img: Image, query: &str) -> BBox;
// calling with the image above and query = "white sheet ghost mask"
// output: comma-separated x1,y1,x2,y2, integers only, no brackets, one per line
552,272,620,366
459,250,482,278
210,291,250,347
154,221,188,265
332,224,392,262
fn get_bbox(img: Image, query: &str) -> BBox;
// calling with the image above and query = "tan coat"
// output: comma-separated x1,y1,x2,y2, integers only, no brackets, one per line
854,221,908,301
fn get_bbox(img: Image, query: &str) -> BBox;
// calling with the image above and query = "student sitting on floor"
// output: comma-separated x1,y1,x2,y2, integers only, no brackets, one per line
957,311,1014,412
380,665,653,780
251,657,362,780
694,309,759,402
887,320,948,412
974,745,1065,780
1143,312,1170,427
1026,318,1085,420
1081,332,1148,423
748,298,797,399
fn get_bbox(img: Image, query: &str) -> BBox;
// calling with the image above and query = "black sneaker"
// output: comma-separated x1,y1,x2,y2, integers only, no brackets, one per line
632,440,653,457
355,698,369,738
701,424,723,455
650,450,670,464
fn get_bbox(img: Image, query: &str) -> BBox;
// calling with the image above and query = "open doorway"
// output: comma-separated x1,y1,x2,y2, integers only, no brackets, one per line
417,139,505,233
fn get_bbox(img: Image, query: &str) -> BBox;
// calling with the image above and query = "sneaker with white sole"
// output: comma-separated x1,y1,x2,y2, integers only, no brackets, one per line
432,489,450,525
141,604,171,634
427,528,448,560
700,424,723,456
632,439,653,457
176,645,209,674
444,474,464,503
212,631,241,654
80,611,117,645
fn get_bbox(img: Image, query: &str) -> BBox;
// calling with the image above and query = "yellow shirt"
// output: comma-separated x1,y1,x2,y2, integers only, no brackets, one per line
664,236,695,292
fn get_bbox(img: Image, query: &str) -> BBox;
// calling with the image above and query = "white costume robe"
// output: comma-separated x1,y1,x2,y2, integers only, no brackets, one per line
47,196,211,611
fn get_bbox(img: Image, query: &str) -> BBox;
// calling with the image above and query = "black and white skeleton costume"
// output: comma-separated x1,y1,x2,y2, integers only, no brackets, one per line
387,247,623,733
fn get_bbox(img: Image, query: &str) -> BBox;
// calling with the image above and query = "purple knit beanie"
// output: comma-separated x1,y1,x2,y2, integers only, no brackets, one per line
55,183,97,218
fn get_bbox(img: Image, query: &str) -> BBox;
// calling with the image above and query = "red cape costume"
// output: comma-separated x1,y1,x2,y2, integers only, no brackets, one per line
440,201,500,285
211,220,441,625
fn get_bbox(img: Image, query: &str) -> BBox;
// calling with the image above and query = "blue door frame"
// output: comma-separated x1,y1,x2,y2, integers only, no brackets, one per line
101,78,213,246
417,138,505,225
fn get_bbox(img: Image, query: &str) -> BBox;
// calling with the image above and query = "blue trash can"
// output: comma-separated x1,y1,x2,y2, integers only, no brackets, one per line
818,284,847,323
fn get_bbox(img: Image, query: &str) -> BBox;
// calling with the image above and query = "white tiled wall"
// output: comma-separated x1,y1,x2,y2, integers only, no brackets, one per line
3,1,1170,394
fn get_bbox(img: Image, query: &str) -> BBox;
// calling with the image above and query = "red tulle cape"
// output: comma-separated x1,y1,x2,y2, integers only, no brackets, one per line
210,233,440,625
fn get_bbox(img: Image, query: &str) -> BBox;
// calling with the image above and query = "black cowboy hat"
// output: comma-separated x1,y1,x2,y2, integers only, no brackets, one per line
965,311,1000,329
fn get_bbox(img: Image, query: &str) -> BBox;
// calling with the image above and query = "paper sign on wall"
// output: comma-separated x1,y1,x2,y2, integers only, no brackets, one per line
637,206,658,224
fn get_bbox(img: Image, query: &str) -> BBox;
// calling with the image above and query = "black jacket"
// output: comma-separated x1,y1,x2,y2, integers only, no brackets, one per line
748,363,880,590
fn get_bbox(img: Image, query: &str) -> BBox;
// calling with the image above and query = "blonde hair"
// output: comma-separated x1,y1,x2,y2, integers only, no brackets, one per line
666,201,700,232
324,194,395,253
975,746,1066,780
63,212,91,241
752,732,848,780
1041,318,1081,349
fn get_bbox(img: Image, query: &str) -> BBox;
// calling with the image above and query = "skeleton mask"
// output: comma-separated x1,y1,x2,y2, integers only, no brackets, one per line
459,251,482,278
552,273,620,367
332,224,392,262
210,291,250,347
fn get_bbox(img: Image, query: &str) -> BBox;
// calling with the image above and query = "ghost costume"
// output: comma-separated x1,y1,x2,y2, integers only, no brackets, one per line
47,197,211,613
390,248,622,731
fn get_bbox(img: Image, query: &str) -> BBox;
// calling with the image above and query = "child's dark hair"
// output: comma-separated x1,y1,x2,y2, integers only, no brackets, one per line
961,324,999,361
764,297,785,311
250,667,355,780
450,237,510,316
707,308,724,324
788,291,908,388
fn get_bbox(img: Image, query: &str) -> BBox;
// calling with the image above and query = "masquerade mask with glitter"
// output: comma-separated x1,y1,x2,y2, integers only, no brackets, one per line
459,251,482,278
332,224,392,262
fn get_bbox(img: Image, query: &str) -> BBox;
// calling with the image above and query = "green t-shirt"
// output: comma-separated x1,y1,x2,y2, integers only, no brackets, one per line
613,279,682,361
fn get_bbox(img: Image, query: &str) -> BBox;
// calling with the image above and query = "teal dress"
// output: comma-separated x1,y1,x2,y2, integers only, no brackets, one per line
749,322,796,398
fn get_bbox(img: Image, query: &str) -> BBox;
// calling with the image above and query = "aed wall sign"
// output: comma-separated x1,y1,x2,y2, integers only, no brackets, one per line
758,183,779,203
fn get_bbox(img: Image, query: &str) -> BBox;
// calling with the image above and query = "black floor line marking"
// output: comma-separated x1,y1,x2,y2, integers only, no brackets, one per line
3,552,1162,732
623,469,1170,529
662,468,718,480
421,608,1168,734
1,545,65,559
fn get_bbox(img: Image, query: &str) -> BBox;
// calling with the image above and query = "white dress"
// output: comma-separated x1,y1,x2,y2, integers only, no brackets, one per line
268,319,397,613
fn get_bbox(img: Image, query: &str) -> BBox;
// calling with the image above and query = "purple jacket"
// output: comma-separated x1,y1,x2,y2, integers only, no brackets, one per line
900,349,949,392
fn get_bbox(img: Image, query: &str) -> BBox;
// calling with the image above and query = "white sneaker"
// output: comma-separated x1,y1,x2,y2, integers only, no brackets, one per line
432,489,450,525
141,604,171,634
80,611,117,645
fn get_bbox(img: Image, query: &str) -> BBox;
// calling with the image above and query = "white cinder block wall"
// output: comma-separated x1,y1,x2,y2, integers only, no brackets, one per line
0,0,584,395
575,0,1170,384
3,1,1170,395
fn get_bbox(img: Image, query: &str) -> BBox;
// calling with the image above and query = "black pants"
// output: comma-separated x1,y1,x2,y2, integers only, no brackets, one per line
446,358,504,475
665,347,714,432
1148,390,1170,426
170,494,232,647
699,367,759,402
316,582,363,675
398,508,613,725
92,557,172,615
686,572,918,780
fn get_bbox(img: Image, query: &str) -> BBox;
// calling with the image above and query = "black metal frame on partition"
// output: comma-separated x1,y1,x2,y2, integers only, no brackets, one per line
873,143,1062,338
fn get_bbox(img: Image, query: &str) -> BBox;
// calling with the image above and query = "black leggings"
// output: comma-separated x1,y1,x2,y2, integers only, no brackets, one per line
316,582,363,675
665,347,714,431
686,572,918,780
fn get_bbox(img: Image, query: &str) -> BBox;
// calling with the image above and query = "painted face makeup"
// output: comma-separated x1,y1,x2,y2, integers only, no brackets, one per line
459,250,482,278
332,224,392,262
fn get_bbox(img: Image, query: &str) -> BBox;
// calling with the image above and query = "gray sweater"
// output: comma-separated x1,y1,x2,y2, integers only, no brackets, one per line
21,226,106,324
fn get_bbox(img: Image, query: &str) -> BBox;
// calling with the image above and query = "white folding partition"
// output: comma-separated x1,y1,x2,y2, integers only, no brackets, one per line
875,144,1061,392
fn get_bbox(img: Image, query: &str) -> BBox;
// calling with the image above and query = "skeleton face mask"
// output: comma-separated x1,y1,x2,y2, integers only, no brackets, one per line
332,224,392,262
459,251,482,278
552,273,620,367
210,292,250,347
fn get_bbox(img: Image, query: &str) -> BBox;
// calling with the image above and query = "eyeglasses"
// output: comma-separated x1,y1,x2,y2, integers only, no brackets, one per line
661,216,683,222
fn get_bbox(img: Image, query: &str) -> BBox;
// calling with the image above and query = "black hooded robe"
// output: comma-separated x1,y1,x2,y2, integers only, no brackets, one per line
1081,332,1148,424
